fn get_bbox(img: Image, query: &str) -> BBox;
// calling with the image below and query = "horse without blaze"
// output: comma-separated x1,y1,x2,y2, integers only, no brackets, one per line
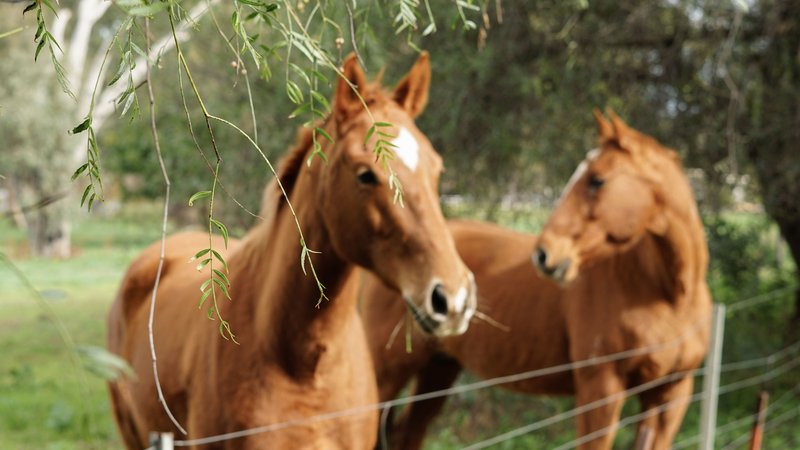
107,53,477,450
360,111,711,450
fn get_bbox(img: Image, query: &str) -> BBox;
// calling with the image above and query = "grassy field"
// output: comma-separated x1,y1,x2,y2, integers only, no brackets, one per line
1,202,798,449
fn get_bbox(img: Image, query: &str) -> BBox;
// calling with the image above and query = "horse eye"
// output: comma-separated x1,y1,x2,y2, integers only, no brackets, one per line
356,168,378,185
588,174,605,190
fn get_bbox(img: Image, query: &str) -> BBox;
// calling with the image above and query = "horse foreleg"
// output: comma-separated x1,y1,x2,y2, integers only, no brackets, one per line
636,374,694,450
108,381,146,450
573,366,626,450
390,355,461,450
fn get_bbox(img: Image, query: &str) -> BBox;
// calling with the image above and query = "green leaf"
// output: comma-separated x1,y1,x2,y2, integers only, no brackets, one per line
71,163,89,181
128,3,170,17
22,3,36,15
211,219,229,249
70,117,92,135
200,278,213,293
210,249,229,272
120,89,136,117
364,125,376,146
195,258,212,272
288,103,311,119
286,80,304,104
289,63,311,87
76,345,135,380
107,59,127,86
314,127,333,143
456,0,481,11
213,269,230,287
34,22,44,41
310,91,330,112
219,320,239,344
34,38,46,62
191,248,211,261
87,193,97,212
40,0,57,14
80,185,92,206
206,305,216,319
309,69,329,85
198,288,212,308
300,246,308,275
188,190,212,206
211,277,231,299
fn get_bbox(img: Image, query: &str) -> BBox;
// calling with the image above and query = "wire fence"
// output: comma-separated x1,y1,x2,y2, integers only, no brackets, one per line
144,285,799,450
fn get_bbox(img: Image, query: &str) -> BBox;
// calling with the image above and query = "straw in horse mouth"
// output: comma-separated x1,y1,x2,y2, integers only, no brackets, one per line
403,299,437,334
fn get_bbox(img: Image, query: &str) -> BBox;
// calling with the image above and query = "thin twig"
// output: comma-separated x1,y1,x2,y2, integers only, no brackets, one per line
345,2,365,68
144,17,187,436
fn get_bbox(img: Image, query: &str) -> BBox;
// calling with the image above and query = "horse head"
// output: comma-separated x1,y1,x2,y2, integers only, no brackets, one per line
534,110,696,284
310,53,476,336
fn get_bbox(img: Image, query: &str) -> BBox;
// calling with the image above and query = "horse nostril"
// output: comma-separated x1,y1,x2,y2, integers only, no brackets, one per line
430,284,448,316
534,246,548,268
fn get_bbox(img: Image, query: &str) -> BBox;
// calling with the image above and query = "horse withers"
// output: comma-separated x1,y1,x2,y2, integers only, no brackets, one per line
360,111,711,450
107,53,476,450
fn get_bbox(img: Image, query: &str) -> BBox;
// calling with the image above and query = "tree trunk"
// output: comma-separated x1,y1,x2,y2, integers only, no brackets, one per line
746,0,800,322
4,176,28,229
28,202,72,259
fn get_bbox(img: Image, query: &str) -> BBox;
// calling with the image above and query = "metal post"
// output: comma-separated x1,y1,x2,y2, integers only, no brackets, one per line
699,303,726,450
149,432,174,450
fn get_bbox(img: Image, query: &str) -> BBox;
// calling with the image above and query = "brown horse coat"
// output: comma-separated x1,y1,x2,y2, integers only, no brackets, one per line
107,53,476,450
360,112,711,450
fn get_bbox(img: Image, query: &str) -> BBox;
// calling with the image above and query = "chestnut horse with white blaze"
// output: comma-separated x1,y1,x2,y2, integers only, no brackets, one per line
107,53,476,450
360,111,711,450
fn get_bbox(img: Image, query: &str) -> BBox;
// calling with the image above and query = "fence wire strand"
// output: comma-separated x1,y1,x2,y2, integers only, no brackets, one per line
466,353,800,450
143,285,794,448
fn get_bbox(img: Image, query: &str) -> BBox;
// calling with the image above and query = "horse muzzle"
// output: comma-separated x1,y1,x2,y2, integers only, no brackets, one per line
405,272,477,337
533,245,573,283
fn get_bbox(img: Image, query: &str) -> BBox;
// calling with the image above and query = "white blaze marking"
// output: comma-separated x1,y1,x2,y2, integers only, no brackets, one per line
558,148,600,202
391,127,419,171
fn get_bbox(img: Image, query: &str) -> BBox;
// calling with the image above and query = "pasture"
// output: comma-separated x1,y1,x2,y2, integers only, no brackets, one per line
1,202,798,449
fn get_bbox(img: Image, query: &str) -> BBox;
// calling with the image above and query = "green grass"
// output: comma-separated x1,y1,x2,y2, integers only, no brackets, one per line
1,203,799,449
0,202,164,450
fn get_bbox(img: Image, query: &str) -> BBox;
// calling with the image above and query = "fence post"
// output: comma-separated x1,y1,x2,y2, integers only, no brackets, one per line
149,432,174,450
748,391,769,450
699,303,726,450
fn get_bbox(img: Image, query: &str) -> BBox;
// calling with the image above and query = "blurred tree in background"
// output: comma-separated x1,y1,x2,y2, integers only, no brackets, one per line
0,13,74,257
1,0,799,314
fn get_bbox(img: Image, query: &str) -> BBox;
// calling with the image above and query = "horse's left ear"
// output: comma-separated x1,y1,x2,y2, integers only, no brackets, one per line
335,53,368,123
393,52,431,118
593,108,614,140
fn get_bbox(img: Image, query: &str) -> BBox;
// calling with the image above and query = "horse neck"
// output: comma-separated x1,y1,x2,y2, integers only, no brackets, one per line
615,185,707,310
230,172,357,379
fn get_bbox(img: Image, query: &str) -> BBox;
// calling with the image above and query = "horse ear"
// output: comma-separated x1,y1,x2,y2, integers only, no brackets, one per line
393,52,431,118
607,110,641,154
334,53,368,123
593,108,614,140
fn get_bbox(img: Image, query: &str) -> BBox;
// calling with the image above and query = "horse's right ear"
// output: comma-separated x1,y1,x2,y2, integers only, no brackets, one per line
334,54,368,123
593,108,614,141
393,52,431,118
